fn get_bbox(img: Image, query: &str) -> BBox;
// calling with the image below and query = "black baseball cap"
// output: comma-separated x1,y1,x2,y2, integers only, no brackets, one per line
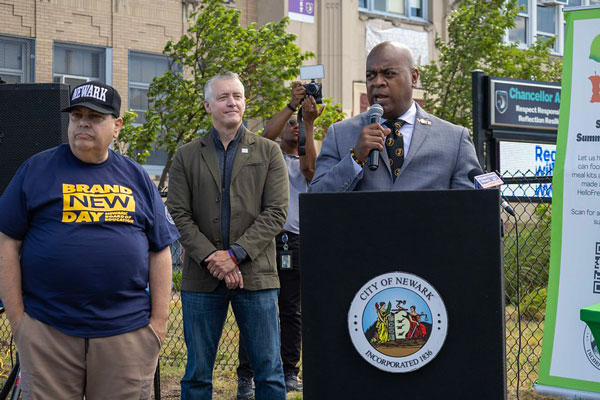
62,81,121,118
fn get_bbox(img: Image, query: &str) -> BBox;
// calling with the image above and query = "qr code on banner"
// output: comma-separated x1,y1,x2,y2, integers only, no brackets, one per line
595,243,600,294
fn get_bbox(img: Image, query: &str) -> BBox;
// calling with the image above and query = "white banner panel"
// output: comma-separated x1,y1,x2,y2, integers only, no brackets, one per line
549,15,600,382
365,25,429,66
537,7,600,396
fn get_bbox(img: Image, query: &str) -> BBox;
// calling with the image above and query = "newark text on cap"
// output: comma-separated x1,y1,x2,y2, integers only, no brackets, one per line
71,84,108,102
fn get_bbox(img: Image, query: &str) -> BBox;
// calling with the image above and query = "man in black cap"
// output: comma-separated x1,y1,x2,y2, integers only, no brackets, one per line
0,81,180,399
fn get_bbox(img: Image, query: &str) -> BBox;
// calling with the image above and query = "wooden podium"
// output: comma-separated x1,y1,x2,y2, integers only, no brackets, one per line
300,190,506,399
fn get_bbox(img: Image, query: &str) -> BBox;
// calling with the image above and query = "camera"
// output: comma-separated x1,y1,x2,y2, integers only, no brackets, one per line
297,65,325,156
300,65,324,104
302,81,322,104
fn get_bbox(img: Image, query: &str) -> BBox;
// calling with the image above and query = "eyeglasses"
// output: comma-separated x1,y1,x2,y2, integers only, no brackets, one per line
287,119,298,127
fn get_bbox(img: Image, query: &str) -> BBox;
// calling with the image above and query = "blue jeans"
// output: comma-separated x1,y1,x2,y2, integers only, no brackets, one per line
180,285,286,400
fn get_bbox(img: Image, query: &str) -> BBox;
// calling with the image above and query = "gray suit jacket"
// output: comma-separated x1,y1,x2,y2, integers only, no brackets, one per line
309,103,480,192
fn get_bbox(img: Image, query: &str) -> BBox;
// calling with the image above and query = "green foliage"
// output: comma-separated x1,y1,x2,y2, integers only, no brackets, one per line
519,287,547,321
115,0,314,189
172,269,182,292
420,0,562,129
114,110,146,161
505,204,552,308
313,97,347,141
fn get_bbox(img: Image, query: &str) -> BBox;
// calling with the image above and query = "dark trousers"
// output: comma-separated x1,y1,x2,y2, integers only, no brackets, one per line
238,232,301,377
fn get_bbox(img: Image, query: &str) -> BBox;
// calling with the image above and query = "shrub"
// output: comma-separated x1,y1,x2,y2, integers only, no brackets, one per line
519,287,547,321
504,204,551,308
172,269,183,292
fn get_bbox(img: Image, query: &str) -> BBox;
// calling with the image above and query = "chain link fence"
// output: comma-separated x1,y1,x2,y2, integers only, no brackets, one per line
163,239,242,370
160,168,555,392
501,169,552,392
0,170,553,393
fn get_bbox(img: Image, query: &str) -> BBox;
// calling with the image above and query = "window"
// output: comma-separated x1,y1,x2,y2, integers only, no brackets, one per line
128,52,173,176
359,0,427,21
0,36,34,83
509,0,529,44
536,2,558,52
508,0,600,54
409,0,423,18
53,43,106,89
128,52,171,124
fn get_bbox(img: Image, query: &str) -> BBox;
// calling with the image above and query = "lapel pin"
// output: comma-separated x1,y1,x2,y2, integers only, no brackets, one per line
417,118,431,125
241,148,249,154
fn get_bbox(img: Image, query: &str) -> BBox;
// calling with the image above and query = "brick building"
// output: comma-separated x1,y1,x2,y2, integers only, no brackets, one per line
0,0,591,172
0,0,436,114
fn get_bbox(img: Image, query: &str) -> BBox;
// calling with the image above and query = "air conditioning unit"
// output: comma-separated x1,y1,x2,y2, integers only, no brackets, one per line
54,75,90,90
539,0,568,6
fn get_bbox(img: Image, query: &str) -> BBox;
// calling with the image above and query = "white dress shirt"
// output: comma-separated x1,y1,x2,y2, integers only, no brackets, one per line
352,101,417,174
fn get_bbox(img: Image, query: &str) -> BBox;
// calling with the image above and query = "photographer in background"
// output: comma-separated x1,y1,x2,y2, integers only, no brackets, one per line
236,82,322,399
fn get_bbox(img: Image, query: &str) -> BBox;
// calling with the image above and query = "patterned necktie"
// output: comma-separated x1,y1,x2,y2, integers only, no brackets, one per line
384,119,405,180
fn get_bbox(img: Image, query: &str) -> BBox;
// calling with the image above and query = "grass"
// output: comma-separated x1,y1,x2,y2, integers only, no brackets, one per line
155,366,303,399
505,306,559,400
505,305,545,389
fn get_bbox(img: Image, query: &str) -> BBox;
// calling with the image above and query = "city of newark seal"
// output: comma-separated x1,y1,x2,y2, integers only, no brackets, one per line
348,272,448,373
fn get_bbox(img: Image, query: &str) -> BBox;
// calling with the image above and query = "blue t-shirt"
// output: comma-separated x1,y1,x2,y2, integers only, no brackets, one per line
0,144,180,338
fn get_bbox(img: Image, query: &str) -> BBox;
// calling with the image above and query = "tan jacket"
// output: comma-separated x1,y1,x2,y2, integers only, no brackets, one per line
167,127,289,292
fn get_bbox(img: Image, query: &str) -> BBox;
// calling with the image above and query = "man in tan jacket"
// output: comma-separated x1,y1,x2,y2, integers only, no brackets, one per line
167,72,289,400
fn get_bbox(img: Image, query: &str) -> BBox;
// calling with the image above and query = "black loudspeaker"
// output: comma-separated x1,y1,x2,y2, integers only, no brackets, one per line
0,83,70,194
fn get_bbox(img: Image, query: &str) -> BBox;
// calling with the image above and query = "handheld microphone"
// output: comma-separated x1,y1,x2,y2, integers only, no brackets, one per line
367,104,384,171
468,168,516,216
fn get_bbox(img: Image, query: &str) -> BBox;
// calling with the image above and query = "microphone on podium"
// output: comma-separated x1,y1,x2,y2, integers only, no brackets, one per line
367,104,384,171
468,168,515,216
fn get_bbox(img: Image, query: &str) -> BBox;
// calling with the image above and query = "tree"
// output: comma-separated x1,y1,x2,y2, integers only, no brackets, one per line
115,0,314,189
420,0,562,129
313,97,347,141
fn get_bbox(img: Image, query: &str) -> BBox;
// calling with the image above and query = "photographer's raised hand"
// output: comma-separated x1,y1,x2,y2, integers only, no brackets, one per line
299,95,321,181
263,81,306,141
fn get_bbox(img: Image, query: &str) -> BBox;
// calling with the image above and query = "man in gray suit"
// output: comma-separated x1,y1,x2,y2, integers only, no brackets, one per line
309,41,480,192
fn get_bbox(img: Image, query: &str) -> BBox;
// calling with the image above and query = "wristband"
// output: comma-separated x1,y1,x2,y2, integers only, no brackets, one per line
286,103,297,112
228,249,239,265
350,147,365,167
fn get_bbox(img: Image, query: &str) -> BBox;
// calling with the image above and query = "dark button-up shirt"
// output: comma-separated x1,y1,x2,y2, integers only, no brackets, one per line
210,126,248,262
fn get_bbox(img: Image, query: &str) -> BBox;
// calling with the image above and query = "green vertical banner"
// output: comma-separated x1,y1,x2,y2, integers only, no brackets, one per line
536,6,600,398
